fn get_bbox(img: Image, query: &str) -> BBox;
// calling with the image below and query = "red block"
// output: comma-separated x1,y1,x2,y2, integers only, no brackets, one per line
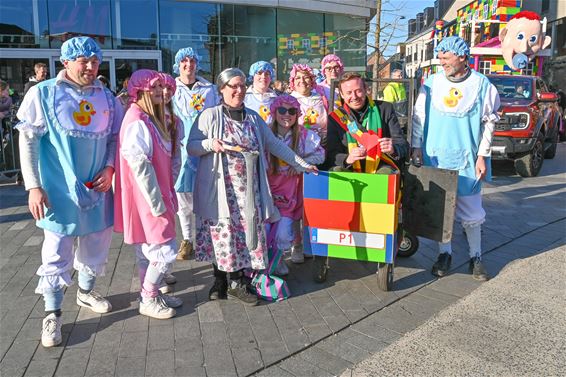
500,0,519,7
303,198,360,231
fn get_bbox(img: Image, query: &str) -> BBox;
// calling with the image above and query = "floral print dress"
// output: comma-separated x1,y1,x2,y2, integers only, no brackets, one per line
194,114,268,272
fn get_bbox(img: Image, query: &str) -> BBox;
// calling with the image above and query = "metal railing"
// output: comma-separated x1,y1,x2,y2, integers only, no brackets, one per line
1,103,22,183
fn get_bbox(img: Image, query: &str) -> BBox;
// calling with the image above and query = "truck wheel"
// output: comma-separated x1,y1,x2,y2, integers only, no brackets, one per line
544,130,558,159
514,137,544,177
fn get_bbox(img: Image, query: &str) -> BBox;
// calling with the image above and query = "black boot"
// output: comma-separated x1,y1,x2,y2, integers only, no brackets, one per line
209,264,228,300
431,253,451,277
227,270,258,306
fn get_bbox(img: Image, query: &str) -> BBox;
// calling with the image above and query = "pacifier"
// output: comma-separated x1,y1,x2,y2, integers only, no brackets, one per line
512,53,529,69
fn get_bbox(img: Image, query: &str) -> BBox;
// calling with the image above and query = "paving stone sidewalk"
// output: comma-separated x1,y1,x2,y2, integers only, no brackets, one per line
1,144,565,377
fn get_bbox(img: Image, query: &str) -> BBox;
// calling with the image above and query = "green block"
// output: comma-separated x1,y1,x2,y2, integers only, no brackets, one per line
327,244,386,262
328,172,389,204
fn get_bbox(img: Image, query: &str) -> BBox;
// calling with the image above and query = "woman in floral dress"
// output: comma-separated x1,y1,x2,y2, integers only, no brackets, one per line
188,68,317,305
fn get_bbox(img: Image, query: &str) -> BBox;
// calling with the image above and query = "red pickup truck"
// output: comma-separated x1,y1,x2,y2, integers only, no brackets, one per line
487,75,561,177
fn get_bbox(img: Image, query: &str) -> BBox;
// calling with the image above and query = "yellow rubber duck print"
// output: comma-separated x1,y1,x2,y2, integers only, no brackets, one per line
443,88,463,108
259,105,270,122
303,108,319,128
191,93,205,112
73,100,96,126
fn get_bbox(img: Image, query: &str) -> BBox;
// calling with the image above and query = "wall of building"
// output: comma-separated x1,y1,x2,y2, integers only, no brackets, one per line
0,0,369,94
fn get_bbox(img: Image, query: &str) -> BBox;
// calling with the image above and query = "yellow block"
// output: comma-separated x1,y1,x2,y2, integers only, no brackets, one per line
358,202,396,234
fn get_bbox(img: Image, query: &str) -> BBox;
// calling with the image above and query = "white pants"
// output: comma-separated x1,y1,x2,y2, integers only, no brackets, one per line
134,239,178,274
455,194,486,227
35,227,112,294
176,192,193,240
439,194,485,258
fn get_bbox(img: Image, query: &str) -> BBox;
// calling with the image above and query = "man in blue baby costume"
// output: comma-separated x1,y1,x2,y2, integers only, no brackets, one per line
171,47,220,260
17,36,123,347
411,36,500,281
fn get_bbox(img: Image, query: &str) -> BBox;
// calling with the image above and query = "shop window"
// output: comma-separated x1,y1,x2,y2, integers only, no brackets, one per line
324,13,367,72
0,58,49,97
277,9,324,80
47,0,112,49
220,5,276,77
0,0,49,48
111,0,158,50
159,1,220,80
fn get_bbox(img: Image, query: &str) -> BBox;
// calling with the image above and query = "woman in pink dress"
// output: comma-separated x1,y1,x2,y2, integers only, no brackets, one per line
267,95,325,272
114,69,182,319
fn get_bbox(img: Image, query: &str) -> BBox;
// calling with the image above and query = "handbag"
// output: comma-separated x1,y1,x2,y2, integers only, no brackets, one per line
249,223,291,302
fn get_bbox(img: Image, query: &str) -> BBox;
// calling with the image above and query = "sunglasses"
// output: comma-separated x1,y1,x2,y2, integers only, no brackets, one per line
276,107,298,115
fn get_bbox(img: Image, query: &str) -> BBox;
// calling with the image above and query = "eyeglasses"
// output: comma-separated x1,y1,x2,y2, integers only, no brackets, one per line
225,83,247,91
276,107,298,115
324,66,341,71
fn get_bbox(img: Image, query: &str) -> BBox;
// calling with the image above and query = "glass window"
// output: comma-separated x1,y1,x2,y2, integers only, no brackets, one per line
159,0,220,81
47,0,113,49
111,0,158,49
219,5,276,79
324,13,367,72
115,58,158,93
0,0,49,48
276,9,324,80
479,61,491,75
0,58,49,97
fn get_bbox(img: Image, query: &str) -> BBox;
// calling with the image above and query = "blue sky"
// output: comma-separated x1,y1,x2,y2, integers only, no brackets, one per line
368,0,436,57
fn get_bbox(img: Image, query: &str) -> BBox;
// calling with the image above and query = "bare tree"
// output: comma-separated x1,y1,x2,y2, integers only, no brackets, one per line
369,0,407,95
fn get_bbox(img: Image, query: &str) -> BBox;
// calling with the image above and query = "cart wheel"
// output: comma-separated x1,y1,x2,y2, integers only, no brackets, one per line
377,263,393,291
313,256,329,283
397,230,419,258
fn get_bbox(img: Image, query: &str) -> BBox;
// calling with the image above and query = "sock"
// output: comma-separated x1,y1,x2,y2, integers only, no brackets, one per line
43,287,64,313
463,223,482,259
77,270,96,293
141,262,164,299
438,241,453,255
45,309,62,318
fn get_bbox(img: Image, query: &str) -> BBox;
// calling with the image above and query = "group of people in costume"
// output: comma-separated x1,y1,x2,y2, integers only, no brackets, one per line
16,34,499,348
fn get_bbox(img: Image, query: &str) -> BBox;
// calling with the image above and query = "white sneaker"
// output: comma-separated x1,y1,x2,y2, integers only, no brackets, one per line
76,290,112,313
139,296,176,319
163,273,177,285
159,292,183,308
291,244,304,264
273,260,289,276
41,313,62,347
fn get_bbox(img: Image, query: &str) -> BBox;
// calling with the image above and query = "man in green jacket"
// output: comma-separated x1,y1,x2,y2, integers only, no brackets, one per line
382,69,408,132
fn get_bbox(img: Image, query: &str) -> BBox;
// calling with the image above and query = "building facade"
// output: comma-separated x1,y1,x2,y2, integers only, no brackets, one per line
0,0,372,94
404,0,564,84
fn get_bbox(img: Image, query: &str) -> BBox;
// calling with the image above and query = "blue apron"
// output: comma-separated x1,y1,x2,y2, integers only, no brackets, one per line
36,79,116,236
422,71,492,196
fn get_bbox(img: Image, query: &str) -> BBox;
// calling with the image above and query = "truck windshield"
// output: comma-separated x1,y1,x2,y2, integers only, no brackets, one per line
489,77,532,99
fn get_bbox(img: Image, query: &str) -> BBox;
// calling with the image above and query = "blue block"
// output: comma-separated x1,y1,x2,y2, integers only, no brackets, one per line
310,242,329,257
304,227,312,255
303,171,329,200
385,233,395,263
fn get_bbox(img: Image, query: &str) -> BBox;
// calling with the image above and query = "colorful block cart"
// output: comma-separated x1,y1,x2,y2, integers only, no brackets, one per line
303,170,402,291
